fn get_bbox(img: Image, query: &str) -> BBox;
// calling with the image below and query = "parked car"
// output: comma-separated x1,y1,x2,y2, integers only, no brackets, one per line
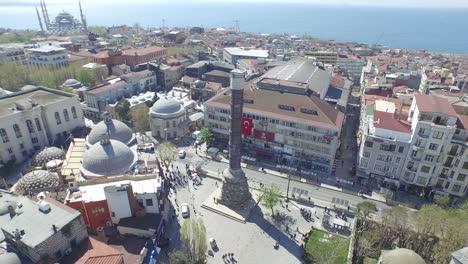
178,150,186,159
181,203,190,218
137,143,154,152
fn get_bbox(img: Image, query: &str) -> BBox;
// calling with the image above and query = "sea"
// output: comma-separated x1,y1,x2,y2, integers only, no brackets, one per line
1,2,468,54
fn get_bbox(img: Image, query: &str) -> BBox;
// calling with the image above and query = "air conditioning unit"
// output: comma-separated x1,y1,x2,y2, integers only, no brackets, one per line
65,248,72,255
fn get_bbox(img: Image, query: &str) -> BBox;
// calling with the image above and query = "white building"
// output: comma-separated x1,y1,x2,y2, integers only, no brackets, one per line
0,87,84,165
336,55,365,83
223,47,269,64
358,99,412,181
149,97,189,139
26,46,69,69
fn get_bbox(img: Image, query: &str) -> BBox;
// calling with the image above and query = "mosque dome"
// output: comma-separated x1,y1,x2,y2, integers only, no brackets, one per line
379,248,426,264
55,11,74,24
32,147,65,167
151,97,183,115
15,170,60,193
81,139,137,177
87,113,135,147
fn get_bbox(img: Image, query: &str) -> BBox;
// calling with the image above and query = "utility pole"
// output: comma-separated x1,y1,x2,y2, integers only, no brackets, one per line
285,170,291,201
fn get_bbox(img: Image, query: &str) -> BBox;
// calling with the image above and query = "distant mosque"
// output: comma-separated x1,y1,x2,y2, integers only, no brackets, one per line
35,0,88,33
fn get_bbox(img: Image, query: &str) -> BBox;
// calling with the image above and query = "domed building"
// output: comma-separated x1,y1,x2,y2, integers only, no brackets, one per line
15,170,60,193
150,97,188,139
86,112,136,147
378,248,426,264
80,136,137,178
32,147,65,167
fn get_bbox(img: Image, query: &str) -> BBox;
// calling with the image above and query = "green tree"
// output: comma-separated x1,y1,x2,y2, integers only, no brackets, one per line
199,127,213,145
156,141,178,168
87,25,108,35
305,232,349,264
179,218,208,264
169,250,190,264
0,63,29,91
115,99,130,121
130,104,150,133
433,194,450,208
261,184,282,217
76,68,97,87
356,201,377,219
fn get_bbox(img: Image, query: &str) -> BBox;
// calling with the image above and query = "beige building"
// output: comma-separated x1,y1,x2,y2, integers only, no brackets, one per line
150,97,188,139
0,87,84,165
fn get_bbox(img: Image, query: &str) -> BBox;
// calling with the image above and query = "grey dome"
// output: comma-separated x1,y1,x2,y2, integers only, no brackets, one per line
32,147,65,167
63,78,82,87
380,248,426,264
151,97,183,114
87,119,134,146
0,253,21,264
16,170,60,193
81,139,137,177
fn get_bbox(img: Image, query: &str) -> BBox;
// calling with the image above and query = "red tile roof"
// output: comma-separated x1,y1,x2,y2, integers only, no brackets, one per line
414,94,458,116
75,238,123,264
373,111,411,133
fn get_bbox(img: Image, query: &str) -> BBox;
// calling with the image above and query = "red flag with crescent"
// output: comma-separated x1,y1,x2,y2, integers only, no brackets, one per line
242,118,253,136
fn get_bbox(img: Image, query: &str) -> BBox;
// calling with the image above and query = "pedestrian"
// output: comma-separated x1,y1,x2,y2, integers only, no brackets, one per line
215,181,218,187
222,254,225,259
285,204,288,210
294,233,296,239
231,253,234,260
296,226,299,232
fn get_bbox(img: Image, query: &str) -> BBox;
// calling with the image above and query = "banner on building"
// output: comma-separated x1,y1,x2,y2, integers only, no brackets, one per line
254,129,275,142
242,118,253,136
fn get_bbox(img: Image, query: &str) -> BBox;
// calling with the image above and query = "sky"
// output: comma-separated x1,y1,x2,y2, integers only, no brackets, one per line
2,0,468,8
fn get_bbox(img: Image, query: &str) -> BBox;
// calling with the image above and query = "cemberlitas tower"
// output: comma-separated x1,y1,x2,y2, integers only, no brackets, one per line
216,69,252,208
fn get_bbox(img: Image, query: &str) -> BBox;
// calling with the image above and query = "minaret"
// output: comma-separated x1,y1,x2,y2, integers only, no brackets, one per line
216,69,252,209
79,0,88,32
36,7,44,32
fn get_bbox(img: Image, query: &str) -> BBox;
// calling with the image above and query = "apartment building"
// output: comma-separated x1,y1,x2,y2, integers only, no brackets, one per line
26,46,69,69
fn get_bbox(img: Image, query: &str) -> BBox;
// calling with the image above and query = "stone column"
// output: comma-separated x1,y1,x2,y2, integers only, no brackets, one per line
217,69,252,209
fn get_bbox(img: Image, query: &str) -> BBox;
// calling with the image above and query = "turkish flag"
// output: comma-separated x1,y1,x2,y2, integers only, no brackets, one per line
122,25,127,31
242,118,253,136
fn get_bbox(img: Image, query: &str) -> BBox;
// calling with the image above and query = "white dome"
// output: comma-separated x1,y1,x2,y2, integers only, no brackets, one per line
87,119,135,146
16,170,60,193
151,97,183,115
81,139,137,177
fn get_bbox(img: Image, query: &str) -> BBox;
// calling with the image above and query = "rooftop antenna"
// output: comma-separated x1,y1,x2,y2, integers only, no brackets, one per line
234,20,240,33
36,7,44,32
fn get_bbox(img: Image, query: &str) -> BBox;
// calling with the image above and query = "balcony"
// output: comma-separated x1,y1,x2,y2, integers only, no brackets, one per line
418,132,429,138
410,155,421,161
448,151,459,156
438,173,448,179
406,166,417,172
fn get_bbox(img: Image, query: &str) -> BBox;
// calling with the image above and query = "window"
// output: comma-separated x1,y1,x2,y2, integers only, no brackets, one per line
20,144,24,149
380,144,396,152
8,147,13,154
363,152,370,158
0,128,9,143
360,160,368,168
34,118,41,132
429,143,438,151
456,173,466,182
418,128,426,134
376,154,385,161
31,137,39,144
166,121,170,128
63,109,70,122
452,184,461,193
424,155,434,162
26,120,35,133
398,146,404,153
55,112,61,125
300,108,318,115
111,212,116,217
146,199,153,206
432,131,444,139
365,141,373,148
395,157,401,163
172,120,176,128
420,165,431,173
463,162,468,169
278,104,295,111
416,176,427,185
13,124,22,138
71,106,77,119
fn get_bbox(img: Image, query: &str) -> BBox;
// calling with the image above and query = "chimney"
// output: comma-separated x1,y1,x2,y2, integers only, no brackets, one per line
7,205,16,219
52,224,57,233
